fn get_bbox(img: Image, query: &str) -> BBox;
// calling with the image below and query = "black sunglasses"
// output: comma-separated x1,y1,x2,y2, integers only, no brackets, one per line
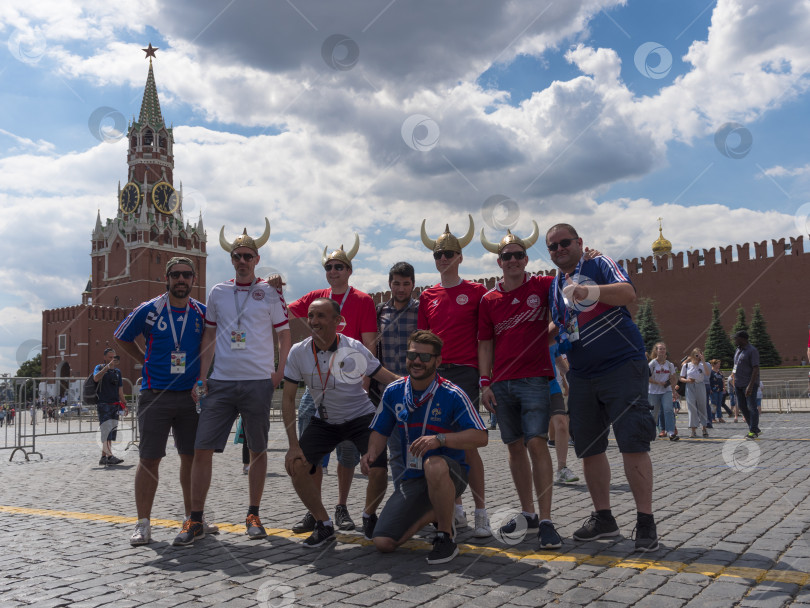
113,356,120,360
500,251,526,261
232,252,255,262
406,351,437,362
324,263,346,271
433,251,457,260
547,238,575,252
168,271,194,279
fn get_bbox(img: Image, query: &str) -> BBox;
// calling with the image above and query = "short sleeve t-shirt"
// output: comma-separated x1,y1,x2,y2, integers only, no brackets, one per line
648,359,676,395
288,287,377,342
733,344,760,387
283,335,381,424
114,294,206,391
549,255,646,377
418,280,488,368
478,273,554,382
205,279,289,381
371,376,487,480
680,361,709,385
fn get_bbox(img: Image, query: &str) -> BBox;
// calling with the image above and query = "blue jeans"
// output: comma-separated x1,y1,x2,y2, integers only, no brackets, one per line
648,390,676,435
735,387,760,434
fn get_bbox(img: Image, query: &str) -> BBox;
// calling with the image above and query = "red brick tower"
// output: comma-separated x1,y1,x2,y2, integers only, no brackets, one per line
42,45,207,391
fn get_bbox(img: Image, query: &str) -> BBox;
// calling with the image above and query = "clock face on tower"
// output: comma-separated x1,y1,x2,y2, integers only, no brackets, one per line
151,181,178,214
119,182,141,214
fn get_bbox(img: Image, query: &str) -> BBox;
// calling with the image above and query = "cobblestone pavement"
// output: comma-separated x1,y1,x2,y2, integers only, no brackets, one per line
1,410,810,607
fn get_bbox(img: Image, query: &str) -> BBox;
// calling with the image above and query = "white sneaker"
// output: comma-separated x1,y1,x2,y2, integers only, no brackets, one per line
472,511,492,538
185,515,219,535
454,509,469,529
130,519,151,546
556,467,579,483
243,464,250,475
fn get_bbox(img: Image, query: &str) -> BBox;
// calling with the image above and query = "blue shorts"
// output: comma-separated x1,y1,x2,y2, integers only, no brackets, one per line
97,402,120,441
567,359,656,457
490,376,551,445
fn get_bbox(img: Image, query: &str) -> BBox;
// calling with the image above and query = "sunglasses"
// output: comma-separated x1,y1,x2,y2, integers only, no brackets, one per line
406,351,437,362
231,252,255,262
113,356,120,360
324,263,346,271
433,251,457,260
500,251,526,261
168,271,194,279
547,238,575,252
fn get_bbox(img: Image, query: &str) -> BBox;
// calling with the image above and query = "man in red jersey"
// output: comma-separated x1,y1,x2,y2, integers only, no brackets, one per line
418,215,491,538
478,225,561,549
283,235,379,534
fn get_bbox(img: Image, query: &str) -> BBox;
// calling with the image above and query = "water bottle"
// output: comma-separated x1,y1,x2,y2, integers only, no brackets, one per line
195,380,206,414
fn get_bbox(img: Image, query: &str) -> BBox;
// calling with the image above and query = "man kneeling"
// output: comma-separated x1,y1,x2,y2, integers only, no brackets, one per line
282,298,399,547
362,330,488,564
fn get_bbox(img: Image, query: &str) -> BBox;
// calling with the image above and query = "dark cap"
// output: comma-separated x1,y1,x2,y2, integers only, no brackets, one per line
734,330,749,340
103,347,115,355
166,256,195,275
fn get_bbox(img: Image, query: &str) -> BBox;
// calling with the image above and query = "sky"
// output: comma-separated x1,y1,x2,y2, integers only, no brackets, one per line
1,0,809,373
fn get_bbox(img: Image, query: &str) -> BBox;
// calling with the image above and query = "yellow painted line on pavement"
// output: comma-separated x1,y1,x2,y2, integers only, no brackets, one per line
2,505,808,585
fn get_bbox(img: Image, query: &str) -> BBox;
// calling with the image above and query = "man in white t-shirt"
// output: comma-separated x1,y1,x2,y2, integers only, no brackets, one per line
173,220,292,547
282,298,399,548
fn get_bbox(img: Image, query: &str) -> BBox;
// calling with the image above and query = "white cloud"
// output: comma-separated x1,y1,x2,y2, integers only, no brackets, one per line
761,164,810,178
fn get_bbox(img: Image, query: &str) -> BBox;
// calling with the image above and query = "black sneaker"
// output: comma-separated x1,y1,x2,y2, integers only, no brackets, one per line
334,504,355,531
538,521,562,549
362,514,378,540
98,455,108,466
246,514,267,539
572,512,620,541
172,519,204,546
427,532,458,564
106,455,124,465
303,521,335,548
547,440,555,447
499,513,540,539
633,520,659,552
292,511,316,534
669,434,680,441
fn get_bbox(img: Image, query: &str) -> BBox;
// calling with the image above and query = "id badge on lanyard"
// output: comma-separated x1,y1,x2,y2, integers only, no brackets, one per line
167,299,191,372
170,351,187,374
232,281,256,350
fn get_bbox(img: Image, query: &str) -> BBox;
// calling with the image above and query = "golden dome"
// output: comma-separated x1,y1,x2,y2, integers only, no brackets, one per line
652,219,672,257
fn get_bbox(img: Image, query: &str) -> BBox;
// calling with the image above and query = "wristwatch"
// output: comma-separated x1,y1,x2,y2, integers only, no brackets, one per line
436,433,446,447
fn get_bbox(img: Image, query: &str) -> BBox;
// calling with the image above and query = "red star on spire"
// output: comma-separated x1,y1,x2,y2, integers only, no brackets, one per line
142,43,159,59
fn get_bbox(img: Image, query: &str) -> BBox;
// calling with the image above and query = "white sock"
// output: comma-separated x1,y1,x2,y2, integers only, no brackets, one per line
474,508,487,517
455,504,464,515
323,519,334,528
137,517,149,525
522,511,536,519
362,511,371,519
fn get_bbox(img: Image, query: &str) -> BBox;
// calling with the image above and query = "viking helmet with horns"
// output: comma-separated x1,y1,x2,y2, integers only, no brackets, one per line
322,233,360,269
480,221,539,255
421,214,475,253
220,218,271,254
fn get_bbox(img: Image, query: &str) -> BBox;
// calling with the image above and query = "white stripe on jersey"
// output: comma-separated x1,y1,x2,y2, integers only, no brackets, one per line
113,294,164,339
579,308,624,348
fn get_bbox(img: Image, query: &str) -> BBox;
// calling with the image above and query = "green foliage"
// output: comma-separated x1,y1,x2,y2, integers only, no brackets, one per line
16,353,41,378
704,301,735,367
748,303,782,367
635,297,663,355
731,305,748,338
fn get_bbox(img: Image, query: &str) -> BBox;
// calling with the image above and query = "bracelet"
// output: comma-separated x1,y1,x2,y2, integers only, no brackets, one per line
479,376,492,388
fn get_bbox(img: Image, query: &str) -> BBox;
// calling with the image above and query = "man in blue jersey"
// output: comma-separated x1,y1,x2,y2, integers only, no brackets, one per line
115,257,211,546
546,224,658,552
364,330,488,565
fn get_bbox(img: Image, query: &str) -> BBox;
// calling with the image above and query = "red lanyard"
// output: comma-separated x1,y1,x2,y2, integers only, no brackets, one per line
312,336,340,406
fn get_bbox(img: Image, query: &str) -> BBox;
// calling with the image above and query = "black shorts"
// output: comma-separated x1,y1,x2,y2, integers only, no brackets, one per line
138,389,198,459
299,413,387,474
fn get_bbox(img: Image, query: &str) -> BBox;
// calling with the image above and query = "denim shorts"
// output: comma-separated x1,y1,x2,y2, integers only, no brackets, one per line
490,376,551,445
567,359,656,457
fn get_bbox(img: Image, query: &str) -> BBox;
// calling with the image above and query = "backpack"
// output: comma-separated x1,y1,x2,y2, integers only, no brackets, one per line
83,372,101,405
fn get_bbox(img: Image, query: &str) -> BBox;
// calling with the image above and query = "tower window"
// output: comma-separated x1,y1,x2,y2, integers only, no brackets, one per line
143,130,153,146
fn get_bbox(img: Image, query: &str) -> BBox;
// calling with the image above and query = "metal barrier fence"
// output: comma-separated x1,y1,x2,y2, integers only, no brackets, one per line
0,376,139,461
760,379,810,413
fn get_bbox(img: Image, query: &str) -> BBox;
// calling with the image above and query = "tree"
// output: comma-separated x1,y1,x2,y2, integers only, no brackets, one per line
731,305,748,339
14,353,41,398
748,303,782,367
704,301,735,367
635,297,662,355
